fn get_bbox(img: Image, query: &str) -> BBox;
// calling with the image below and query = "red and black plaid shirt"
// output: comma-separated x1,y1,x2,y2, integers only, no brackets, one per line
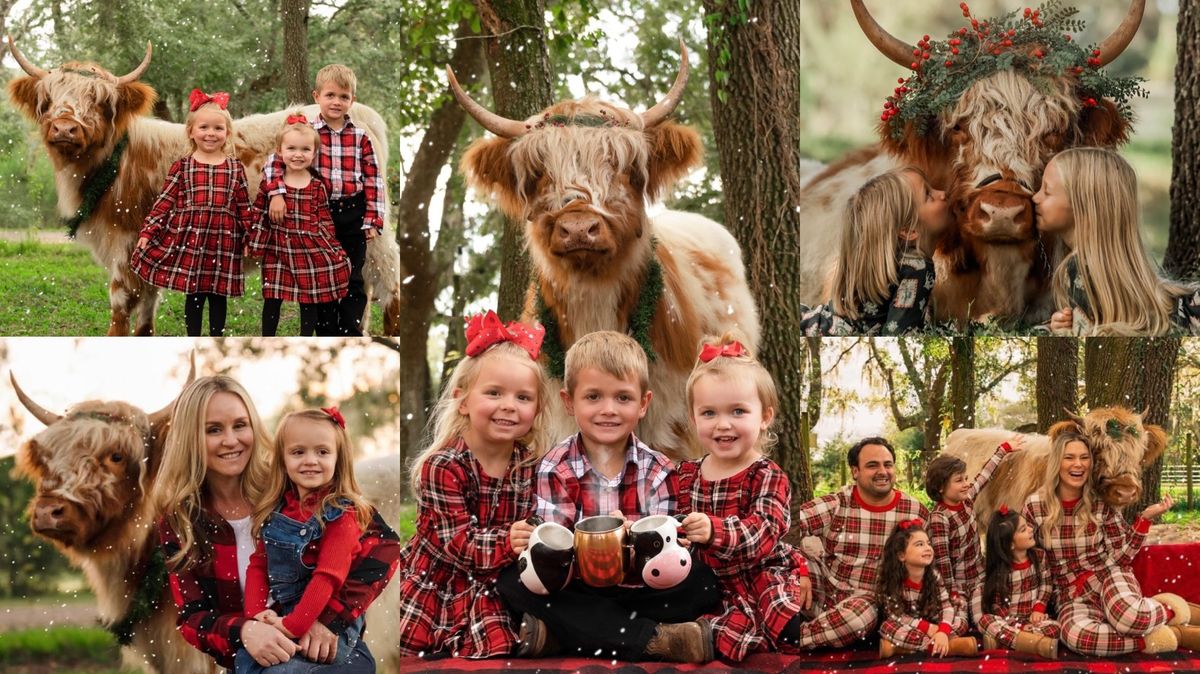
158,497,399,668
794,485,930,596
970,548,1051,621
534,432,676,527
263,114,384,233
929,441,1012,599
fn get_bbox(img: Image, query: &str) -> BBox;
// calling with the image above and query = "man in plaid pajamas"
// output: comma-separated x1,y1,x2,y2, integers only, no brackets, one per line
495,332,721,663
263,64,385,336
787,437,929,649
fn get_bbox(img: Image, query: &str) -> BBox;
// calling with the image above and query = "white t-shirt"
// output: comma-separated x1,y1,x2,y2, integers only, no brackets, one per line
225,516,256,593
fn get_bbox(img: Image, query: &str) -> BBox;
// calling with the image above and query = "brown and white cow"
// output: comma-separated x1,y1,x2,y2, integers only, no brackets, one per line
10,370,402,674
943,406,1167,527
800,1,1143,326
447,46,759,459
5,39,402,336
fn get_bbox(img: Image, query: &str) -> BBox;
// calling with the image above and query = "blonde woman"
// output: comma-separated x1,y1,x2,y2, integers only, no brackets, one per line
1020,426,1196,657
1037,147,1200,335
154,376,397,671
800,168,951,335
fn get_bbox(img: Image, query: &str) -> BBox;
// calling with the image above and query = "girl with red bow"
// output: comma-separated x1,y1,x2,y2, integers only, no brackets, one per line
237,407,391,672
875,519,978,658
132,89,253,336
674,334,810,661
399,311,554,659
246,114,351,336
973,506,1060,658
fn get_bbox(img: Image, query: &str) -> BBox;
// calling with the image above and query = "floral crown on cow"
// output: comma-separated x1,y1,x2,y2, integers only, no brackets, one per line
880,1,1146,140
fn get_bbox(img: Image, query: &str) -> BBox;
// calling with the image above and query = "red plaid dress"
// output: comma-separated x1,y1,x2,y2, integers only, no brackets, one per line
398,437,535,659
157,497,399,668
971,549,1061,648
878,575,964,651
929,441,1013,609
534,432,676,526
248,175,350,303
1023,492,1166,656
131,156,251,296
676,457,809,661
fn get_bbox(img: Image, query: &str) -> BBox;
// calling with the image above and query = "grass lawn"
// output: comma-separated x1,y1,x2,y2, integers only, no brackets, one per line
0,238,383,336
398,502,415,544
0,627,128,673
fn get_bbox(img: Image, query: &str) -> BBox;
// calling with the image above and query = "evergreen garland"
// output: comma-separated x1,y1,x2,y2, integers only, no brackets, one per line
107,543,166,646
882,1,1147,140
536,242,663,380
65,135,129,238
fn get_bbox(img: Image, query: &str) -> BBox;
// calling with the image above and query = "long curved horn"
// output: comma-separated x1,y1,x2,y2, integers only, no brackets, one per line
115,42,152,84
850,0,914,69
1096,0,1145,67
445,65,528,139
640,40,690,129
147,352,196,428
7,35,49,79
10,372,62,426
1062,406,1085,427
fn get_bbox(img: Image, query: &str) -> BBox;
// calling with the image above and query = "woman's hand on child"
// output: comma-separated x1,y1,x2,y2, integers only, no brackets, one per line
1140,493,1173,521
136,237,149,250
796,576,812,610
298,621,339,664
242,619,298,667
509,519,534,555
680,512,713,545
269,195,287,224
1049,308,1073,334
930,631,949,657
1030,610,1046,624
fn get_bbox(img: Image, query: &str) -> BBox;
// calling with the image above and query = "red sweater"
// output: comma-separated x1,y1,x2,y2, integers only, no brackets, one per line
244,490,363,636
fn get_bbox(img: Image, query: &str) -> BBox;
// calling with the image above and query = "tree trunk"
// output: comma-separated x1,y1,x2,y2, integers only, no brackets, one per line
281,0,311,104
1036,336,1079,432
1164,0,1200,280
949,337,975,430
474,0,554,319
702,0,805,501
1134,338,1180,515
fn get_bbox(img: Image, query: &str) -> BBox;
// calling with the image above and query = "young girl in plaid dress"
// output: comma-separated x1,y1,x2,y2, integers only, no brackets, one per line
972,506,1060,658
132,89,252,336
875,519,976,658
676,335,810,661
247,115,350,336
399,311,553,659
235,408,395,673
1022,426,1196,656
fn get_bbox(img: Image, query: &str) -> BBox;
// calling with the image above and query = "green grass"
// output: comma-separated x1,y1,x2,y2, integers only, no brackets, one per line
0,627,119,666
0,238,383,335
398,502,415,544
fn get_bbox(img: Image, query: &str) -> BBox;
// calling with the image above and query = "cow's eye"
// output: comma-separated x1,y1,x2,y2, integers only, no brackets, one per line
109,452,123,463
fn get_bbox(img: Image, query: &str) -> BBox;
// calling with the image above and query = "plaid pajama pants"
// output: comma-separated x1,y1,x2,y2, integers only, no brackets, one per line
879,611,968,651
977,613,1062,647
1059,566,1170,656
789,557,878,648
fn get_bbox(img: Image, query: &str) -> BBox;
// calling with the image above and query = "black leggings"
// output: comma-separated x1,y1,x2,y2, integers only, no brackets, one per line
184,293,227,336
263,299,335,336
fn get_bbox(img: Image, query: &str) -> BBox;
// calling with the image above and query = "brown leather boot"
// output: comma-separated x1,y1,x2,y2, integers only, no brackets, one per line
1190,602,1200,626
878,639,913,658
981,633,999,651
643,620,714,663
1012,630,1058,659
946,636,979,656
516,613,561,658
1170,625,1200,651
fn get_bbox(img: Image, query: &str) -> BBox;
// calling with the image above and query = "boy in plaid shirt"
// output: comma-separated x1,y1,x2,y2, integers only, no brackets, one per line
262,64,384,336
786,437,929,649
496,331,721,663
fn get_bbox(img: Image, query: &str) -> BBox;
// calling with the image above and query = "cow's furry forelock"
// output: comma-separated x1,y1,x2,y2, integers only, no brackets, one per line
510,97,648,217
31,65,127,137
945,70,1078,189
1073,407,1151,487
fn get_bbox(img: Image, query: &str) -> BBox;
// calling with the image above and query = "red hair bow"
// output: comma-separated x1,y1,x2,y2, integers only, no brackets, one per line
465,311,545,360
698,341,746,363
998,504,1010,516
321,406,346,429
285,114,308,125
898,518,924,531
189,88,230,112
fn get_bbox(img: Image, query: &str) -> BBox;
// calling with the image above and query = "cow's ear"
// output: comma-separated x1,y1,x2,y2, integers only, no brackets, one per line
1047,420,1080,440
7,77,41,118
15,439,46,479
1141,424,1168,468
1078,99,1130,148
878,119,954,179
117,81,156,120
644,122,702,201
461,136,524,220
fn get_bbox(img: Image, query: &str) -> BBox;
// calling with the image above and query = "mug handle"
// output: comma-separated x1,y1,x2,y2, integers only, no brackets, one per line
526,515,544,527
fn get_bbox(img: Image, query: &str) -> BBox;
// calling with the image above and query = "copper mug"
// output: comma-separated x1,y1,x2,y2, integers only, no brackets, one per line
573,515,627,587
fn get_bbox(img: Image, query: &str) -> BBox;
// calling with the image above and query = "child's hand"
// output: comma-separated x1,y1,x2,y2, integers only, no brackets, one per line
1030,610,1046,624
930,631,949,657
509,519,534,555
795,575,812,611
1008,435,1025,451
1140,493,1172,521
298,621,338,663
252,609,279,624
136,237,150,250
268,195,287,224
1049,308,1073,334
365,227,378,241
680,512,713,545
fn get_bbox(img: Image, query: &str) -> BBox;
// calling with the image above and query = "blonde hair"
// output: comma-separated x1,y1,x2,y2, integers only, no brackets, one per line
154,376,272,571
685,333,779,453
564,330,650,394
184,102,235,156
252,409,372,536
277,112,321,152
408,341,553,493
314,64,357,96
1050,148,1190,335
828,168,921,319
1035,430,1095,542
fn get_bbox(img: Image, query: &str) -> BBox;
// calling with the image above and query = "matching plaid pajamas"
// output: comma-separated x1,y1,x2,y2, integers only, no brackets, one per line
1023,492,1166,656
971,550,1061,647
878,575,967,651
397,437,536,658
676,458,810,661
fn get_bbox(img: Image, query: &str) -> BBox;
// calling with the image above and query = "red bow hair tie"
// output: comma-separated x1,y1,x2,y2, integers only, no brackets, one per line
998,504,1010,516
321,406,346,429
465,311,545,360
698,341,746,363
898,518,924,531
285,114,308,125
189,88,230,112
